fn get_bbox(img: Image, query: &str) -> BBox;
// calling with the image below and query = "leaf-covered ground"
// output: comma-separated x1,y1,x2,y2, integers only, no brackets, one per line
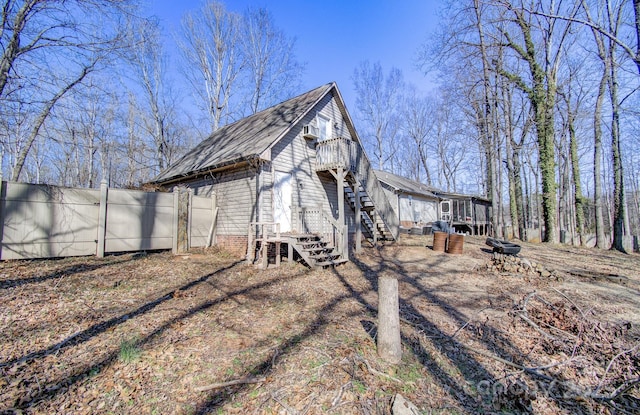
0,236,638,414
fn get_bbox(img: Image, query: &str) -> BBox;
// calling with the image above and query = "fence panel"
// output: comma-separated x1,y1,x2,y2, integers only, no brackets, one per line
190,194,214,248
0,182,100,260
105,189,175,253
0,181,213,260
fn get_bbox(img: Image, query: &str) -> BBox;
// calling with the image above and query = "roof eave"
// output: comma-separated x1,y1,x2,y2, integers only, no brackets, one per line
151,155,259,187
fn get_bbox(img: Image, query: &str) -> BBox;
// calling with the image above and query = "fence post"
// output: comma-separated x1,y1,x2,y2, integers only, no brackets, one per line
207,191,218,247
172,188,179,254
96,179,108,258
0,177,4,260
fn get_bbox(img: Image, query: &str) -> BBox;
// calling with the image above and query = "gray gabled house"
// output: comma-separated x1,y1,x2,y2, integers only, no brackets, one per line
375,169,493,236
152,83,398,267
375,170,440,232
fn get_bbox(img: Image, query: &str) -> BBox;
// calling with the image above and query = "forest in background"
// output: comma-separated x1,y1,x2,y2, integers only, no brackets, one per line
0,0,638,251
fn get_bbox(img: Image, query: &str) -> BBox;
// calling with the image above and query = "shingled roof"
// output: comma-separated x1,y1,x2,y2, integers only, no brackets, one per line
374,170,439,199
153,83,335,184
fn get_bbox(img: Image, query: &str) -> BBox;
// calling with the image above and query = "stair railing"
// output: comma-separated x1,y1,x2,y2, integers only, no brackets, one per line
294,205,345,256
316,137,398,240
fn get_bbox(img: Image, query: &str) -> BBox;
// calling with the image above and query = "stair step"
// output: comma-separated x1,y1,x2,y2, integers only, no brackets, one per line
309,252,340,259
289,235,321,241
315,258,349,267
300,243,329,249
302,245,335,252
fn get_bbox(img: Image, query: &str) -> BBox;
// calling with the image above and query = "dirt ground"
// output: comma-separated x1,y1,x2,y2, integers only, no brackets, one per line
0,236,638,414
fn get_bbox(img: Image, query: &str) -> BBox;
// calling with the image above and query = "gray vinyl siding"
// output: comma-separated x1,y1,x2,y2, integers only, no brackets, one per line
398,194,438,225
258,162,272,223
382,186,400,222
178,167,257,236
270,93,355,227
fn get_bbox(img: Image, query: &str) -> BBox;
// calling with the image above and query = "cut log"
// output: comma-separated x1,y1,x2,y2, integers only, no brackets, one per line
377,276,402,364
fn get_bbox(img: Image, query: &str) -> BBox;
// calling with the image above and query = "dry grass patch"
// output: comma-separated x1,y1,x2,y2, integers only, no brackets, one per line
1,237,639,414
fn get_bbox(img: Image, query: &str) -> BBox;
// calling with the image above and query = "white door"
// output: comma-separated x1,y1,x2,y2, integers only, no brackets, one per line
439,200,451,222
273,171,293,232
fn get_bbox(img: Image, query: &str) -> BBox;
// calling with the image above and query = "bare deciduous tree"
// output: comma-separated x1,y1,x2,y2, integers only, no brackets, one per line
240,7,304,115
352,61,404,171
180,1,243,132
0,0,137,181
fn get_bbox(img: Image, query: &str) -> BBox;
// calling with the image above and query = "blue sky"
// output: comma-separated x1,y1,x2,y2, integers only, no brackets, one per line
148,0,441,112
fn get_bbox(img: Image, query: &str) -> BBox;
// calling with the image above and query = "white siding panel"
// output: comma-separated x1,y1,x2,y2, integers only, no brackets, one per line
398,195,438,225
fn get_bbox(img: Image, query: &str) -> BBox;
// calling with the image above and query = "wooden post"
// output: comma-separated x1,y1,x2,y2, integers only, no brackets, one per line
173,187,189,254
177,188,189,253
261,224,268,269
275,223,281,267
96,179,108,258
337,168,345,256
247,224,254,262
207,191,218,247
172,188,179,254
377,276,402,364
355,184,362,253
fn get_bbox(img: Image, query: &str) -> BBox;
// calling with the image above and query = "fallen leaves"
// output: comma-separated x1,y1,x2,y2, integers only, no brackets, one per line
0,240,639,414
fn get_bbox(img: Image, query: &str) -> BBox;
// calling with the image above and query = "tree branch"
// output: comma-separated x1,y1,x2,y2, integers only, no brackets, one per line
525,5,640,74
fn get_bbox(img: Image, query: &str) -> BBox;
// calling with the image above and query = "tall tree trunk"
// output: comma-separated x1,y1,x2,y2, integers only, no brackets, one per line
592,42,609,249
500,8,561,243
506,136,519,239
609,37,626,252
634,0,640,73
473,0,500,237
568,101,585,245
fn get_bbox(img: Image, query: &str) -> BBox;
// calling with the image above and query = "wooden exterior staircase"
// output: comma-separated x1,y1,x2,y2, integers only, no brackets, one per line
285,234,348,267
247,213,348,269
247,137,398,269
316,137,399,243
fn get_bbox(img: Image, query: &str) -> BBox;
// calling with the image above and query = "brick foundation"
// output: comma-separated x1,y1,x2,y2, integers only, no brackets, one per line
214,235,248,258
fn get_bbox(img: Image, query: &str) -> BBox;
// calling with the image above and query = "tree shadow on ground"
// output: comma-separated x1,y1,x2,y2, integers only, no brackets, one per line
0,254,138,290
2,259,251,410
348,249,603,414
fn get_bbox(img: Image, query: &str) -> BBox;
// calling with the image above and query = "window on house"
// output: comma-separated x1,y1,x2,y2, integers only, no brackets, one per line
317,115,330,141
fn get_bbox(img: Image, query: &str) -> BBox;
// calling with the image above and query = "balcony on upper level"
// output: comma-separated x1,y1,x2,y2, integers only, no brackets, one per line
315,137,362,174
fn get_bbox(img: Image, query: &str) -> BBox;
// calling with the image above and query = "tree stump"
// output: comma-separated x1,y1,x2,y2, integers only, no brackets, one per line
377,276,402,364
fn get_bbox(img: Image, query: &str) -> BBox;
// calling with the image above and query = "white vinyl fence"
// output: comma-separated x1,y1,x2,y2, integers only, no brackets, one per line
0,181,216,260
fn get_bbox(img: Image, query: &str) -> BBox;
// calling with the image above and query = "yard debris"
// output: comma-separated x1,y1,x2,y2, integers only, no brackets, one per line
194,376,266,392
1,236,639,414
480,252,557,278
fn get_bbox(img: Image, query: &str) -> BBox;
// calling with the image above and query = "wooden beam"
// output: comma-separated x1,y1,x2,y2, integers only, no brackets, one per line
355,183,362,253
337,167,345,256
